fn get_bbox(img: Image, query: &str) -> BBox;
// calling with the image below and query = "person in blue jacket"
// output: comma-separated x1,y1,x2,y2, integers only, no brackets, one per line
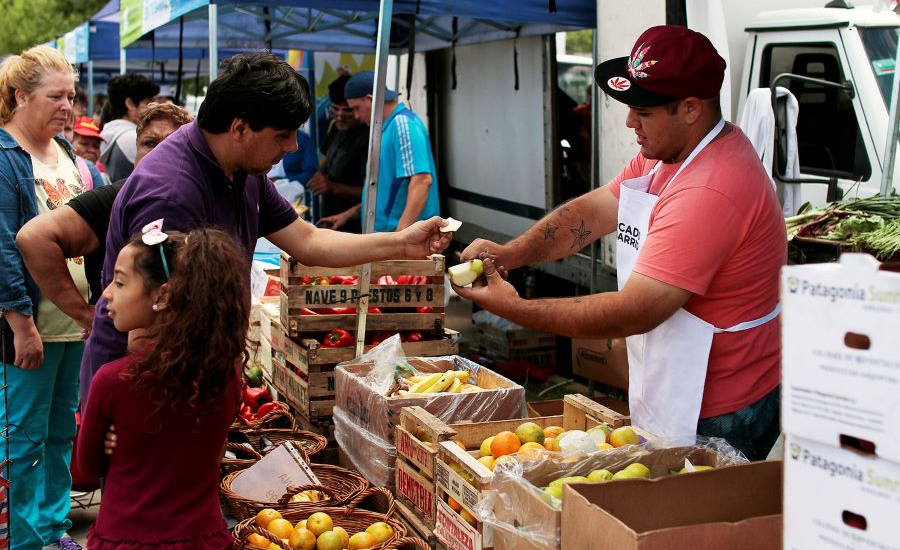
0,45,102,550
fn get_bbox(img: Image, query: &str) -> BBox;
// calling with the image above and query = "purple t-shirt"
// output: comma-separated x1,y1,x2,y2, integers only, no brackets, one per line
80,122,298,397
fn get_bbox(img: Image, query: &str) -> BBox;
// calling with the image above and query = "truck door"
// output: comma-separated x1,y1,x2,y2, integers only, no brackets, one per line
745,31,882,206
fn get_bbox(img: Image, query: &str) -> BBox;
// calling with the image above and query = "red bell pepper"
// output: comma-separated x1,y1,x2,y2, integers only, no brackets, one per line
396,275,414,285
366,331,395,346
299,276,311,284
242,387,271,411
329,275,357,285
404,330,425,342
256,402,281,418
377,275,398,285
300,307,320,315
240,403,255,421
415,306,433,313
341,277,359,285
322,328,354,348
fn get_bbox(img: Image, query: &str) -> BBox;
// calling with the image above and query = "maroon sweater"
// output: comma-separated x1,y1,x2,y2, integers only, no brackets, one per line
78,355,239,549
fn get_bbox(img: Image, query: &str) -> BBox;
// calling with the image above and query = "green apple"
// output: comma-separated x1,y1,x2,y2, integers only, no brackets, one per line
448,259,484,286
678,464,714,474
548,475,589,489
586,469,614,482
623,463,651,478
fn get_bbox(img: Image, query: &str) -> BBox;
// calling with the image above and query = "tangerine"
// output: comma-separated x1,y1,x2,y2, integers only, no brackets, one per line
316,530,343,550
288,528,316,550
332,526,349,549
347,532,376,550
365,521,394,544
490,431,521,458
267,518,294,539
460,509,478,526
518,442,546,460
255,508,283,529
447,496,463,512
543,425,564,439
246,534,271,548
306,512,333,537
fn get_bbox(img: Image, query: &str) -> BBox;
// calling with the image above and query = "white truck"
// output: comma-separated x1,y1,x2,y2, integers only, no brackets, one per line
428,0,900,288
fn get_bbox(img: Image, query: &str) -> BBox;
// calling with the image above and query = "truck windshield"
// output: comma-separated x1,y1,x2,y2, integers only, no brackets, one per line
859,27,899,108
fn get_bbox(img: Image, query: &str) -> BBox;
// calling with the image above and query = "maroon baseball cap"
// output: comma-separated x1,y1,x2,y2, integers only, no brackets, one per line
595,25,726,107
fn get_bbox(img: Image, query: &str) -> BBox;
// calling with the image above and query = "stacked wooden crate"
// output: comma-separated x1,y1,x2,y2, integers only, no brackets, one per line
270,253,458,460
474,324,558,368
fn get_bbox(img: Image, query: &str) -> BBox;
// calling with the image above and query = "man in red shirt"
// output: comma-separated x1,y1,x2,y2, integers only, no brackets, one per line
455,26,786,460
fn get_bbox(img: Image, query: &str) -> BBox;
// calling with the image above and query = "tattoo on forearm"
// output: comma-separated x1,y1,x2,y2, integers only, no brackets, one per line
569,220,592,249
540,224,559,240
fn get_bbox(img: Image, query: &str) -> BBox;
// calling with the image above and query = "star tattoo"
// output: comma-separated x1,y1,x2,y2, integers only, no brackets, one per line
570,220,592,249
540,224,559,240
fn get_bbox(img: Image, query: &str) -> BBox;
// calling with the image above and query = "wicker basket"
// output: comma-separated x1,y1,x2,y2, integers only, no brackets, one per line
221,454,368,520
385,537,430,550
230,401,295,431
229,426,328,459
233,487,406,550
276,463,369,513
221,442,262,477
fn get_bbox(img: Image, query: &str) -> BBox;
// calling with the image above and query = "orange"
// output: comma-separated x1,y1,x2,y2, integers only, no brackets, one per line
460,509,478,526
347,531,376,550
306,512,333,537
490,431,521,458
517,442,546,460
246,533,271,548
293,520,307,531
543,425,564,439
332,526,349,549
288,528,317,550
514,422,545,445
543,437,556,451
267,518,294,539
479,436,494,458
365,521,394,544
256,508,283,529
447,496,463,512
315,530,343,550
452,440,467,452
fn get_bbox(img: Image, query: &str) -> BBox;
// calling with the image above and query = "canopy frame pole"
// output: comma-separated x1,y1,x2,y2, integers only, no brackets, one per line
87,60,95,117
880,32,900,197
208,3,219,81
119,47,126,75
354,0,395,357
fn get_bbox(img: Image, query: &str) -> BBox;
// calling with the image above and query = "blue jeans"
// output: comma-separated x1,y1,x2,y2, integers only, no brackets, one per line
697,387,781,461
2,341,81,550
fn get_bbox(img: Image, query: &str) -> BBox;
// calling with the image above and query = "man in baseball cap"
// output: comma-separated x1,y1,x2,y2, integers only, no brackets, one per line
319,70,441,232
452,26,786,461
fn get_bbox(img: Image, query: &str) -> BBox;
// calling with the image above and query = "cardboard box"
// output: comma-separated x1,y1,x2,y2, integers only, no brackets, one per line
784,434,900,549
561,460,783,550
782,254,900,462
489,445,747,550
335,356,526,442
571,337,629,390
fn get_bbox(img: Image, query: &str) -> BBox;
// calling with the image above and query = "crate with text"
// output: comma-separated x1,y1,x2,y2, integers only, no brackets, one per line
270,326,460,421
395,407,458,530
279,253,446,337
433,395,635,550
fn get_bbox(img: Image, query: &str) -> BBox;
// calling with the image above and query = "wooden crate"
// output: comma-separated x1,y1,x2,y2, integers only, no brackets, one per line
432,395,634,550
271,327,460,421
279,254,446,337
475,324,556,358
395,407,458,529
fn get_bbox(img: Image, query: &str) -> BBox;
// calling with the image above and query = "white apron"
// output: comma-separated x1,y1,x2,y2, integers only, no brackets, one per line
615,119,781,445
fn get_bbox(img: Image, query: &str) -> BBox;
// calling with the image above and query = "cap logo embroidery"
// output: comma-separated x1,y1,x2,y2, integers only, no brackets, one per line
608,77,631,91
627,43,658,79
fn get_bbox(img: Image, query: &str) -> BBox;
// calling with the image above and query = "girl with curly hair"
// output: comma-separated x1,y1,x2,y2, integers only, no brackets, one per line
77,223,249,550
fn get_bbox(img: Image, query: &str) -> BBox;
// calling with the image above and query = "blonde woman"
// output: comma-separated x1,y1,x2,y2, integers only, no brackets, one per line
0,45,101,550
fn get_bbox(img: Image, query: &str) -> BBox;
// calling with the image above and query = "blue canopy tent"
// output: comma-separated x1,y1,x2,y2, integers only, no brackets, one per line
118,0,596,353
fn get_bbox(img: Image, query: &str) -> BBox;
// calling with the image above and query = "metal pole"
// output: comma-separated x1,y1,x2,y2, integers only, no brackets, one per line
87,60,95,117
119,48,126,75
880,34,900,197
354,0,394,357
209,3,219,81
589,27,600,295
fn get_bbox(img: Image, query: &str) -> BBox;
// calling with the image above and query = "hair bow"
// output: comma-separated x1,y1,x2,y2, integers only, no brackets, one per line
141,218,170,280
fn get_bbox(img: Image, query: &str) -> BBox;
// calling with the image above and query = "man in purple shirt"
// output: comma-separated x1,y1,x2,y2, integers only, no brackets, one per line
81,52,453,396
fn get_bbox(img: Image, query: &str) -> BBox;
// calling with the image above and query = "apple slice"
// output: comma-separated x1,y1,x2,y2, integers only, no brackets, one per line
440,217,462,233
447,259,484,286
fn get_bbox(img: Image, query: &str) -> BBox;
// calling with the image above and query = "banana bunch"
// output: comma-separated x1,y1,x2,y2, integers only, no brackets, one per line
392,370,483,396
288,489,330,503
